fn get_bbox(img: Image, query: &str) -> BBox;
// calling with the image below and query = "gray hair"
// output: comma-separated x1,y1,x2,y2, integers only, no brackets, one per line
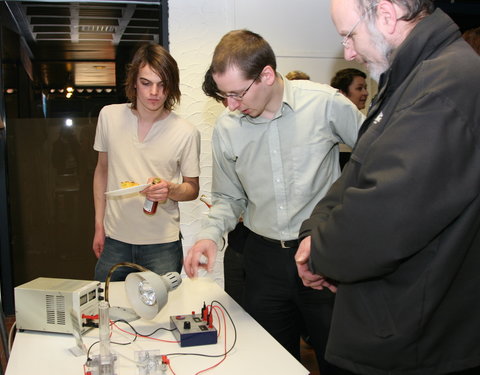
357,0,434,22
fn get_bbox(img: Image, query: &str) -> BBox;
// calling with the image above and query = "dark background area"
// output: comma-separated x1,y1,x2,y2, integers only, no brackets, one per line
435,0,480,32
0,0,167,315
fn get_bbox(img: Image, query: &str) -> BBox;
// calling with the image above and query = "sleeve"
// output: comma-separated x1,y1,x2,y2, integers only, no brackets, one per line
301,92,479,283
179,126,201,177
197,125,247,246
93,107,108,152
328,92,365,148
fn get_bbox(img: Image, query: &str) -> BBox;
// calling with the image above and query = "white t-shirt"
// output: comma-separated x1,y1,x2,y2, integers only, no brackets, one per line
94,103,200,244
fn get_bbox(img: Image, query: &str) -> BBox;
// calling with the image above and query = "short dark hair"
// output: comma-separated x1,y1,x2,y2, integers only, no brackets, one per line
202,67,224,102
331,68,367,94
124,43,181,111
210,29,276,80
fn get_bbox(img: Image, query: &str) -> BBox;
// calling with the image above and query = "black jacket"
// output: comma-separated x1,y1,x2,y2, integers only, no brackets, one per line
300,9,480,375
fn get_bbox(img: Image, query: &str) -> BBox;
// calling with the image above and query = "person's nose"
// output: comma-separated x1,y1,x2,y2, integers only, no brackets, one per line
227,97,241,111
343,44,357,61
151,83,161,95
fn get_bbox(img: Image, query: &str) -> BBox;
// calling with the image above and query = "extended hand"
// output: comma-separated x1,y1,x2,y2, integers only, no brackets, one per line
184,239,218,278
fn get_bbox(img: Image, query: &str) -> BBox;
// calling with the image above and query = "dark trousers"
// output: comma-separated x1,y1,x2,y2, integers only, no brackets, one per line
223,222,248,308
243,231,349,375
223,245,246,308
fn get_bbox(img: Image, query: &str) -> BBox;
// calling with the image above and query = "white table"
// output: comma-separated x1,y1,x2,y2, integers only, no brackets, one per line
6,277,309,375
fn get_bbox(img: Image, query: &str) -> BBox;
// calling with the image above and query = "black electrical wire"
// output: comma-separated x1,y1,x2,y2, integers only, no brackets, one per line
86,340,100,360
86,318,178,361
113,319,176,337
86,337,137,361
85,321,140,361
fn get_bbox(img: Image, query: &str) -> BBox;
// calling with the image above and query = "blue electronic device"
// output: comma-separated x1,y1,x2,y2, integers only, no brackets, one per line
170,314,217,347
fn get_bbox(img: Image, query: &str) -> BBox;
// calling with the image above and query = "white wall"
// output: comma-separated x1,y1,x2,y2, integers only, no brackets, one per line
168,0,372,284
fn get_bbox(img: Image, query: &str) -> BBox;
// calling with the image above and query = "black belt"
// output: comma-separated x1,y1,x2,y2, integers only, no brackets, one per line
260,236,299,248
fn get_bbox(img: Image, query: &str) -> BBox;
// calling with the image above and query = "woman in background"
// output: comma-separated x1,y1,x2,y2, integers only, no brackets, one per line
331,68,368,110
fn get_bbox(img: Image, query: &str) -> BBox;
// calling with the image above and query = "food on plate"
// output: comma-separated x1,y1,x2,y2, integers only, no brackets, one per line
120,181,139,189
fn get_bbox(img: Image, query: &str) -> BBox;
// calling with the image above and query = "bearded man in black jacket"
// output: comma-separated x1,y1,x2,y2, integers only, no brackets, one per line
295,1,480,374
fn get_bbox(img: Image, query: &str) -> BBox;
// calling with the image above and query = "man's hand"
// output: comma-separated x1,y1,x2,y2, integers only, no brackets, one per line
92,226,105,258
295,236,337,293
142,177,169,203
184,239,218,278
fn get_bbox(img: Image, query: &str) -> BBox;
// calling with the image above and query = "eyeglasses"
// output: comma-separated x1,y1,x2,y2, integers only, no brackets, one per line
216,71,262,101
341,2,378,49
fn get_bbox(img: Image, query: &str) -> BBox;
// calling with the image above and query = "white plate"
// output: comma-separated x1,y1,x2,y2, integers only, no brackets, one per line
105,183,150,197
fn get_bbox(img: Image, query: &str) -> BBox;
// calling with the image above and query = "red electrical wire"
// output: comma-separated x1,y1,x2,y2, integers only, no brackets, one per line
194,305,228,375
213,307,221,338
167,361,177,375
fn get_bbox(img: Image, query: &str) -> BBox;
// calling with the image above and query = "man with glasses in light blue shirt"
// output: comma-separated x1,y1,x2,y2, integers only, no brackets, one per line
185,29,363,374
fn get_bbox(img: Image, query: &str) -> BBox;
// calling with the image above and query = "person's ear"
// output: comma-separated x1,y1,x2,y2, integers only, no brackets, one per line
261,65,276,86
376,0,399,35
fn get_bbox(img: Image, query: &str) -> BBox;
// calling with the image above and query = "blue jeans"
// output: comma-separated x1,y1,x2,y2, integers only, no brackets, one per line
94,237,183,282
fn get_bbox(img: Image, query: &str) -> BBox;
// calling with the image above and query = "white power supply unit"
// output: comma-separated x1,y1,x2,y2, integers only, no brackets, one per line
15,277,102,334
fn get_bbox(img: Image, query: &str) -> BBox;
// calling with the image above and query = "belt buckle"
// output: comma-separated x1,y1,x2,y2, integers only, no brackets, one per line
280,240,289,248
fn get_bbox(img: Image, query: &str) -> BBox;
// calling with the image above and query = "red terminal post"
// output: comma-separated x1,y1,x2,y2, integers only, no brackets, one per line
82,314,99,320
202,302,208,321
160,355,170,372
82,314,99,328
207,313,214,328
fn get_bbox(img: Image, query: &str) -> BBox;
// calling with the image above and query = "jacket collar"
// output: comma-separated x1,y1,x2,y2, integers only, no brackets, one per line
359,9,460,137
380,8,460,98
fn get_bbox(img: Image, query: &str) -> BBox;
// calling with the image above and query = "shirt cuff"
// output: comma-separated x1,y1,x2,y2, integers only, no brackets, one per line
196,227,225,252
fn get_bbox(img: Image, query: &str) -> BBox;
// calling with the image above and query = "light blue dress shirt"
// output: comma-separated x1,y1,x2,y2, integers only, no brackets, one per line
199,77,364,247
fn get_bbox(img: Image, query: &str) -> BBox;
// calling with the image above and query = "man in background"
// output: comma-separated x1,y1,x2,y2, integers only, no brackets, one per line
296,1,480,374
185,29,363,374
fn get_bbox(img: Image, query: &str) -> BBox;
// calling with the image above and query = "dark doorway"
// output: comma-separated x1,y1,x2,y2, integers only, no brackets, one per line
0,0,166,314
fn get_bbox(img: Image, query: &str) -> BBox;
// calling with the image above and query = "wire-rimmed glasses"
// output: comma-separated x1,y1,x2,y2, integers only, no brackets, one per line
341,2,378,48
216,71,262,101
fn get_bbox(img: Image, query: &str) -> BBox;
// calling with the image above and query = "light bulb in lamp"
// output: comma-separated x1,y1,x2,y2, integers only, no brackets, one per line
125,271,181,320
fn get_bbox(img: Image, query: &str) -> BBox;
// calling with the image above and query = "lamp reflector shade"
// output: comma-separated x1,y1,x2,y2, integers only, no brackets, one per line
125,271,181,320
